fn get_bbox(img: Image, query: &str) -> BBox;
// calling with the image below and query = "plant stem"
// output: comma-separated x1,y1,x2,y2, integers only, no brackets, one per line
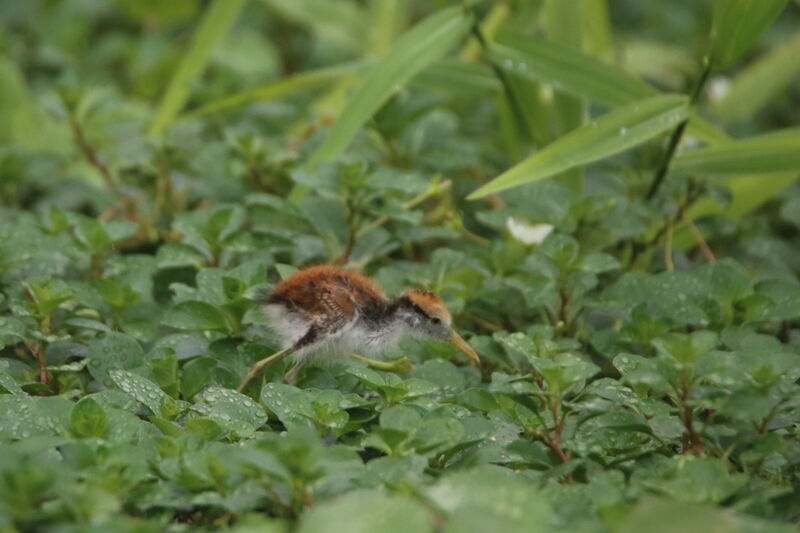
463,4,532,141
68,114,117,192
678,380,703,456
645,62,712,200
335,197,358,265
627,183,702,270
664,223,675,271
682,214,716,263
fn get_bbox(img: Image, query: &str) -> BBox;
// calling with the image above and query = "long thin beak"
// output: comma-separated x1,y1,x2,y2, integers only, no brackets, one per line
448,330,480,365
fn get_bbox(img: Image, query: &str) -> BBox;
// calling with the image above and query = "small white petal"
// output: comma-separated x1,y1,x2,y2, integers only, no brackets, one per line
506,217,554,245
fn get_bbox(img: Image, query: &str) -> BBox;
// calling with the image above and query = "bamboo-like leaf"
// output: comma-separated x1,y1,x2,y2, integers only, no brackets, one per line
179,61,369,120
366,0,407,57
260,0,365,54
581,0,613,60
708,0,788,71
413,59,499,96
489,34,727,145
148,0,247,135
467,95,689,199
674,127,800,174
459,1,510,61
714,31,800,121
543,0,587,193
491,34,654,108
306,6,471,168
688,172,796,219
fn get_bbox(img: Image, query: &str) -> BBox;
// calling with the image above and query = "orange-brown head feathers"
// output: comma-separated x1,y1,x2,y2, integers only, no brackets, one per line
402,289,452,326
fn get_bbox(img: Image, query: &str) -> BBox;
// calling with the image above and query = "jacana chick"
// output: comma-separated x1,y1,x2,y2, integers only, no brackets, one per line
237,265,479,391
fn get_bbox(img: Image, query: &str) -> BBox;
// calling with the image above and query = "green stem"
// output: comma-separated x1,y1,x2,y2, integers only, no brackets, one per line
463,3,532,142
646,62,712,200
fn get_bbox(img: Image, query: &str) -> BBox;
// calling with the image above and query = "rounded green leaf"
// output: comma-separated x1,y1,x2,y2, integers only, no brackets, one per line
297,490,432,533
70,396,108,439
163,301,232,332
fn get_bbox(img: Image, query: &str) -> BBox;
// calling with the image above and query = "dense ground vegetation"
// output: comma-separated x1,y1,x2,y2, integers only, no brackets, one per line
1,1,800,531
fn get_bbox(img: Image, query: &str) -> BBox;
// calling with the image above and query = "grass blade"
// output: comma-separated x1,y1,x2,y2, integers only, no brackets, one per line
148,0,247,135
260,0,365,54
489,33,726,145
708,0,788,71
714,30,800,122
543,0,587,192
178,61,370,120
467,95,689,199
306,6,471,168
674,127,800,174
413,59,499,96
688,173,797,219
490,33,654,107
581,0,613,60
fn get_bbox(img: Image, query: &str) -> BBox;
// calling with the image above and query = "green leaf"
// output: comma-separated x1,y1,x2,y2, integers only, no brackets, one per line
163,301,232,332
85,332,148,386
0,360,23,395
708,0,788,71
306,6,471,168
673,127,800,174
604,272,713,326
686,172,797,219
180,357,218,400
181,60,369,120
619,498,792,533
633,456,748,504
185,417,223,441
297,490,432,533
715,31,800,121
488,33,725,144
468,95,689,199
275,263,298,280
194,386,267,434
426,466,553,532
380,405,421,433
148,0,248,134
109,369,175,417
652,331,719,365
757,279,800,321
261,383,316,430
491,33,654,108
70,396,108,438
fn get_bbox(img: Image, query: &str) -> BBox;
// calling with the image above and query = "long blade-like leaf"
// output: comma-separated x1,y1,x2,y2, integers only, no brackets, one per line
490,34,654,108
467,95,689,199
708,0,788,71
179,61,370,120
688,172,796,219
148,0,247,135
714,31,800,122
674,127,800,174
543,0,588,192
489,34,727,145
306,6,471,168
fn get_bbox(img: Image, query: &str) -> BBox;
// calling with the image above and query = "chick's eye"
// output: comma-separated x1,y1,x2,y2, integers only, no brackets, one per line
431,317,441,325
